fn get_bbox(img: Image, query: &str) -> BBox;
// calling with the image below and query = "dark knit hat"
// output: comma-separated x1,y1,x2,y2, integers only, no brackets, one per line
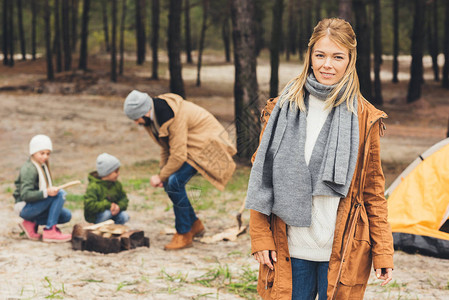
96,153,120,177
123,90,153,120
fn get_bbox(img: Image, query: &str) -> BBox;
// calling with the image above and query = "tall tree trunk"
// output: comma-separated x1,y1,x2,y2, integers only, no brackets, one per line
315,0,321,24
44,0,54,80
31,0,37,60
441,0,449,88
184,0,193,64
135,0,146,65
297,0,304,60
111,0,117,82
151,0,159,79
78,0,90,70
8,0,14,66
196,0,209,86
167,0,185,97
54,0,62,72
231,0,260,162
270,0,283,98
62,0,72,70
287,0,296,60
428,0,439,81
119,0,127,75
102,0,110,52
305,0,312,46
17,0,26,61
372,0,382,105
407,0,426,103
254,1,264,56
222,16,231,62
3,0,9,65
71,0,79,51
339,0,352,22
392,0,399,83
354,0,372,100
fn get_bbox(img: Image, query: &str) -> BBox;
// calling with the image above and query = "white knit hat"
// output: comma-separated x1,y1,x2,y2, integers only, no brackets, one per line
123,90,153,120
29,134,53,155
96,153,121,177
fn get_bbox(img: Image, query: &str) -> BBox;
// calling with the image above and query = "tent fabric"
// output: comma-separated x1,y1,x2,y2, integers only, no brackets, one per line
387,139,449,258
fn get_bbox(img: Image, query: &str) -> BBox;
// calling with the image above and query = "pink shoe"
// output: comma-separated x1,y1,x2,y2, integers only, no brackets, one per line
42,225,72,243
19,220,41,241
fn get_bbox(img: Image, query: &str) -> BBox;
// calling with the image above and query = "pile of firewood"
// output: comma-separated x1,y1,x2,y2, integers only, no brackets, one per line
72,220,150,254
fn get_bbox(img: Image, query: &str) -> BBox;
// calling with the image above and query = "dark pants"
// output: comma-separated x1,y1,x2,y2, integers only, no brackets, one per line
164,162,198,234
291,257,329,300
20,190,72,229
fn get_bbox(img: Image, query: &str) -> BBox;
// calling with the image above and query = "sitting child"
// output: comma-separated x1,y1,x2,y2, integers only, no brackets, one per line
13,134,72,242
83,153,130,224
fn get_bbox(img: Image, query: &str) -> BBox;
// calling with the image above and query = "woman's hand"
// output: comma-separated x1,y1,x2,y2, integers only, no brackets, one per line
253,250,277,270
375,268,393,286
47,187,59,197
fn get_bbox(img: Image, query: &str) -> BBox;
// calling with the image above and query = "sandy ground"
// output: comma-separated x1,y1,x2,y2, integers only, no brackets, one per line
1,55,449,299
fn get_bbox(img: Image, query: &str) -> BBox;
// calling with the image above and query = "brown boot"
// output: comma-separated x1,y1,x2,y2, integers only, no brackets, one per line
190,219,205,238
164,232,193,250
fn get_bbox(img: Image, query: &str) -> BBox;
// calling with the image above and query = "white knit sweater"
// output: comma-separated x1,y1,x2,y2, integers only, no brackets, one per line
287,94,341,262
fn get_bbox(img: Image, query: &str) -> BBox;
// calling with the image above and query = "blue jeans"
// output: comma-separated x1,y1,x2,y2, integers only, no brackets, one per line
291,257,329,300
164,162,198,234
95,210,130,224
20,190,72,229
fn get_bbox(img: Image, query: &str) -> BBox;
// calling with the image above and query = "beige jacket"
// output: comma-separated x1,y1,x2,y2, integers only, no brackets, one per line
145,93,237,191
250,96,394,299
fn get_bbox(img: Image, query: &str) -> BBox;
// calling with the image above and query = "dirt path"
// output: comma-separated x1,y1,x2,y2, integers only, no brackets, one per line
1,57,449,299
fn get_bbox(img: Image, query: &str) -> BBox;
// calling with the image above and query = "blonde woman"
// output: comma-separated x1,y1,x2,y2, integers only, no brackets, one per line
246,18,394,300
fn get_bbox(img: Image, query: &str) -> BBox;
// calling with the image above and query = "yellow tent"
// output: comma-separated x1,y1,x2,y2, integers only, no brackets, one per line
386,139,449,258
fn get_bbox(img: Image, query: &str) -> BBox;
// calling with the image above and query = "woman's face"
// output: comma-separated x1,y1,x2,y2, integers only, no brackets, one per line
311,36,350,85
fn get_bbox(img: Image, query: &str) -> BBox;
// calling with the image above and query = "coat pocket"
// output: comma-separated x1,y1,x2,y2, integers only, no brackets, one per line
340,222,372,286
259,263,275,290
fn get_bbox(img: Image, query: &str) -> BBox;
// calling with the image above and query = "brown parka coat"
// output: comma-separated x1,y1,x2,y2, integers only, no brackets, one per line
145,93,237,191
249,96,394,300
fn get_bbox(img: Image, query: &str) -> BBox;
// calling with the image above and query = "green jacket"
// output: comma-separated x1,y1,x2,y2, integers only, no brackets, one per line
83,171,129,223
13,159,46,203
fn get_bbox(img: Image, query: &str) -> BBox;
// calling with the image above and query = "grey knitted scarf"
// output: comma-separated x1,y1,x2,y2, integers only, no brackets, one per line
245,74,359,227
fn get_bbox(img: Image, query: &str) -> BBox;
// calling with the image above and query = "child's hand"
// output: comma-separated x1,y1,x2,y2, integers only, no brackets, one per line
110,203,120,216
47,187,59,197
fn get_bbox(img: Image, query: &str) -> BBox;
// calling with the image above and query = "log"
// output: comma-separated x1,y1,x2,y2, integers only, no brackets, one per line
85,231,121,254
120,230,148,250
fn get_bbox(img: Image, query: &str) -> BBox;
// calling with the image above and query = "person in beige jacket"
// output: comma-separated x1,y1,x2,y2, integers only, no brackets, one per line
124,90,237,250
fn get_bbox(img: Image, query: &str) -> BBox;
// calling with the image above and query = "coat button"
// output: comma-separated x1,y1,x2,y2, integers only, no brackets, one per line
286,257,290,262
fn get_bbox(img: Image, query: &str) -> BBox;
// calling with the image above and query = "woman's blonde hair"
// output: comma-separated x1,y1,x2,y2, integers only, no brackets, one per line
281,18,362,112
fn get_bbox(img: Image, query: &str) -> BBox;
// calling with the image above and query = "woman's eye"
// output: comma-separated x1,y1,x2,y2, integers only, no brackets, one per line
335,56,344,60
316,54,324,58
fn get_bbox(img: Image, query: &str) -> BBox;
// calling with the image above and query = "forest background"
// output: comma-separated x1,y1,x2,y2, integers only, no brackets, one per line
0,0,449,299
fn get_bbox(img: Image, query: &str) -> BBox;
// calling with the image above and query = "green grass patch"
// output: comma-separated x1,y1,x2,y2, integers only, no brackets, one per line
65,194,84,210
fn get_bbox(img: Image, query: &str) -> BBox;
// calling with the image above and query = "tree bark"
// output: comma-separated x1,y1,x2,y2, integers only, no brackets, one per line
62,0,72,70
17,0,26,61
54,0,62,72
119,0,127,75
3,0,9,65
111,0,117,82
441,0,449,88
31,0,37,60
339,0,352,22
372,0,382,105
71,0,79,51
222,16,231,62
102,0,110,52
135,0,146,65
270,0,283,98
315,0,321,24
196,0,209,86
354,0,372,100
407,0,426,103
184,0,193,64
392,0,399,83
44,0,54,80
297,0,304,60
287,0,296,61
151,0,159,79
7,0,14,66
231,0,260,162
78,0,91,70
427,0,439,81
167,0,185,97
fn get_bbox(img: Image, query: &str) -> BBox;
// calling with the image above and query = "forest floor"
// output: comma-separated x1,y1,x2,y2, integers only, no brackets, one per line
0,52,448,299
